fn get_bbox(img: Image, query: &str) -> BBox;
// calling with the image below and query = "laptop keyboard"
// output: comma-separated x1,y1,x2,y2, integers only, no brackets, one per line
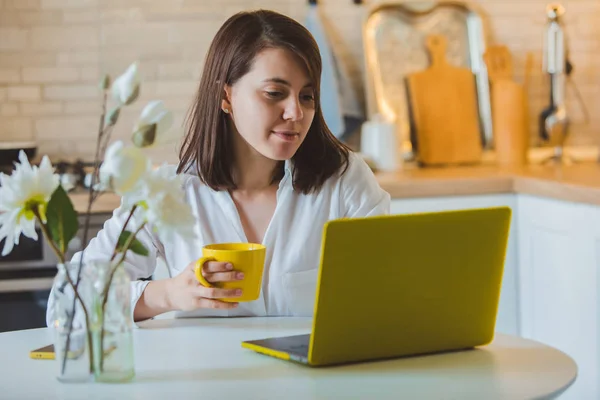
287,342,309,356
275,334,310,357
251,334,310,357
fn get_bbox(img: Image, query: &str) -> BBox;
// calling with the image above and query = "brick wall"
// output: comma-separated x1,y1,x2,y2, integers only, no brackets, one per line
0,0,598,164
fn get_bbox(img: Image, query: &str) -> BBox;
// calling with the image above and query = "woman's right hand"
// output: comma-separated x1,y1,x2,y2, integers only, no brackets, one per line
165,260,244,311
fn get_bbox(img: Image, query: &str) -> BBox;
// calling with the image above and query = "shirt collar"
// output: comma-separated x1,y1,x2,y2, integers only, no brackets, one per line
284,158,293,176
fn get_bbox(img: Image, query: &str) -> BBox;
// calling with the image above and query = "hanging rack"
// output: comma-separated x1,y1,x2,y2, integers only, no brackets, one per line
308,0,362,5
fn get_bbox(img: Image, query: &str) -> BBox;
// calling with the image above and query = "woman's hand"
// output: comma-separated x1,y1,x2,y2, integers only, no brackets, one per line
165,260,244,311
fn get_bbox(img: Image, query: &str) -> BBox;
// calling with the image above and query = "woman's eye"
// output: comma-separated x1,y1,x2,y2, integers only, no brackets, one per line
266,91,283,98
301,94,315,102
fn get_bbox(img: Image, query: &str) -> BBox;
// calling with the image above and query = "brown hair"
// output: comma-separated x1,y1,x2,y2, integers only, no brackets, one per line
177,9,350,194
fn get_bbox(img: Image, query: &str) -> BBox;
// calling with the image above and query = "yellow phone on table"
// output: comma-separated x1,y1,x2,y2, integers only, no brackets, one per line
29,344,83,360
30,343,116,360
30,344,56,360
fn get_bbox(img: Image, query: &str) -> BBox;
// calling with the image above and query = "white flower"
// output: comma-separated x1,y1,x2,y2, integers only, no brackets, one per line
0,151,59,256
111,62,140,105
123,164,195,243
132,100,176,148
99,141,150,195
138,101,174,140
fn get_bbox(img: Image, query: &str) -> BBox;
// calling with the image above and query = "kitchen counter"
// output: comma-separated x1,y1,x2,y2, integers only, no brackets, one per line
377,161,600,205
69,191,121,215
68,159,600,214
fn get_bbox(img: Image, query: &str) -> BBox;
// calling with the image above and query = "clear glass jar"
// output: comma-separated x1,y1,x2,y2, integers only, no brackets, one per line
51,260,135,383
88,261,135,382
51,261,94,383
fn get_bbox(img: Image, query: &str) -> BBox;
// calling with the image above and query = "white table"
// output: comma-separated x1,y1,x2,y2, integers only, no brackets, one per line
0,317,576,399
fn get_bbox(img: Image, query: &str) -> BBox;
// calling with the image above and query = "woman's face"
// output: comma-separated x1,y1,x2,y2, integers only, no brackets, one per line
224,47,316,161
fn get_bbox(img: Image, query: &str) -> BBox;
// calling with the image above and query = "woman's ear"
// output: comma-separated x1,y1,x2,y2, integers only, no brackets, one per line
221,84,232,112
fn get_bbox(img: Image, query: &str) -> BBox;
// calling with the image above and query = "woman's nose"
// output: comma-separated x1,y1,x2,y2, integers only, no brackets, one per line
282,97,304,121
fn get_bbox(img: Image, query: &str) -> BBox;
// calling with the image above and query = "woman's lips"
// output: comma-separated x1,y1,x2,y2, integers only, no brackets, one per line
272,131,300,142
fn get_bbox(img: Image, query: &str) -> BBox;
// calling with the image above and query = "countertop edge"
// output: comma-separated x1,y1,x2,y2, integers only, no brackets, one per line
512,175,600,206
379,176,516,199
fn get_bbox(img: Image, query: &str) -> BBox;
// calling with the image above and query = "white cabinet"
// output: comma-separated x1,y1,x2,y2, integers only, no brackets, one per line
517,194,599,400
391,194,520,337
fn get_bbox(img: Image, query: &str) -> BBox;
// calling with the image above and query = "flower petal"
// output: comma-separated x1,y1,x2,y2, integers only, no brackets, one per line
138,100,167,125
111,62,140,105
136,100,175,146
0,151,59,257
100,141,150,195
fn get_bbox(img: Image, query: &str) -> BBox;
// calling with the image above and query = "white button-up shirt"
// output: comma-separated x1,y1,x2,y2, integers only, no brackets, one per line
46,152,390,325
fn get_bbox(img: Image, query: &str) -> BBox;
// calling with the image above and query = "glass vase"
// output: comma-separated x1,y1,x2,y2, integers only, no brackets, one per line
51,261,94,383
88,261,135,383
51,260,135,383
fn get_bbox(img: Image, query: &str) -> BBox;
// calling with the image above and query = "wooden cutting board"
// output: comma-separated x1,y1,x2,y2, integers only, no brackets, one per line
407,35,482,166
483,45,529,166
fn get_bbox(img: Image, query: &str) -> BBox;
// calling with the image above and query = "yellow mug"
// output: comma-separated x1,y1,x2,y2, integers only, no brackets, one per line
194,243,266,302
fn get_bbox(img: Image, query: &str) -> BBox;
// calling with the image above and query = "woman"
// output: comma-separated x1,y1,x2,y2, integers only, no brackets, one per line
46,9,390,326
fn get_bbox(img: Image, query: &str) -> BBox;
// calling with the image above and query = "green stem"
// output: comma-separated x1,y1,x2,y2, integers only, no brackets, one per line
98,222,146,372
57,88,107,377
33,211,95,375
34,212,65,265
109,205,137,262
94,125,113,185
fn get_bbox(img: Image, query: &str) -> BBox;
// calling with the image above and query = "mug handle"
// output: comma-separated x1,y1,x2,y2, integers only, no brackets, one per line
194,256,216,287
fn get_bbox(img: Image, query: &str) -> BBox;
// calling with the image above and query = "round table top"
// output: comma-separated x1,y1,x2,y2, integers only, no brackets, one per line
0,317,577,400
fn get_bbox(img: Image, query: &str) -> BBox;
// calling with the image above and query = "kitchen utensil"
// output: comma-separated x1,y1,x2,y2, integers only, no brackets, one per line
524,51,534,91
484,45,513,81
484,45,529,166
362,2,492,159
540,3,574,165
406,34,482,166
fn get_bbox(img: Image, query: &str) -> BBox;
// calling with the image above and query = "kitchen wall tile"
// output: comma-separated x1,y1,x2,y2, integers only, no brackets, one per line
7,85,41,101
57,51,100,66
0,68,20,83
154,80,196,98
41,0,97,9
0,11,63,27
4,0,40,10
79,66,100,82
62,10,100,24
43,84,99,100
0,103,19,116
35,116,98,140
0,0,598,160
99,8,145,23
0,52,56,68
20,102,63,116
100,22,170,47
22,67,79,83
34,139,72,158
0,28,28,50
157,63,199,80
30,26,99,49
63,100,100,115
0,117,33,138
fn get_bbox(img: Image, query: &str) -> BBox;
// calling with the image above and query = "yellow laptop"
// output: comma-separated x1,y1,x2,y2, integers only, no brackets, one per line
242,206,512,366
